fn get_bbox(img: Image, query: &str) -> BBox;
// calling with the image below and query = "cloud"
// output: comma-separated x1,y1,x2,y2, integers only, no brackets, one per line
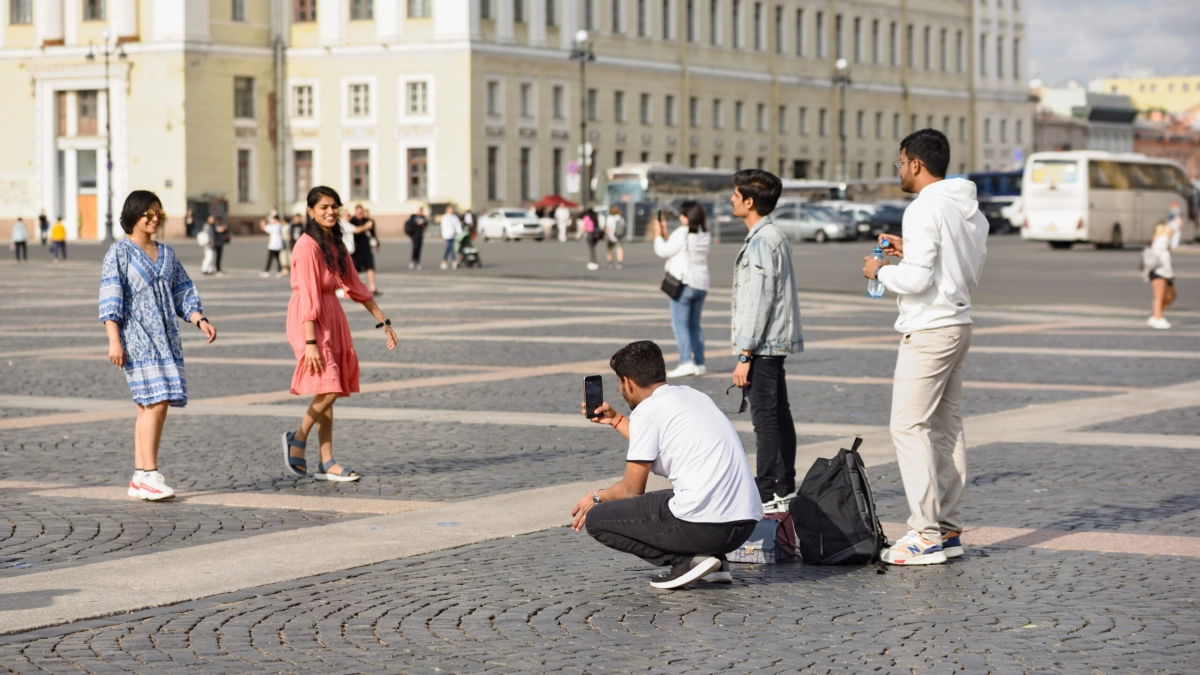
1029,0,1200,85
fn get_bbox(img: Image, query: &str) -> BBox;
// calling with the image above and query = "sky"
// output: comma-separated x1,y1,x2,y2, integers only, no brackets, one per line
1028,0,1200,86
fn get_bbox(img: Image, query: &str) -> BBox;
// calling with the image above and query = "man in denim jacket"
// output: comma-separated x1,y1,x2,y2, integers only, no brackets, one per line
729,169,805,511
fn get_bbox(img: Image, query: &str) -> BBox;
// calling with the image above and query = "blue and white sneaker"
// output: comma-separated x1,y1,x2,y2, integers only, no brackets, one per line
942,531,964,559
881,530,947,565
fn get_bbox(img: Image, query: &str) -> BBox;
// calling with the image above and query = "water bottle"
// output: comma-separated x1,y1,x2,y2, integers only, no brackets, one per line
867,239,888,299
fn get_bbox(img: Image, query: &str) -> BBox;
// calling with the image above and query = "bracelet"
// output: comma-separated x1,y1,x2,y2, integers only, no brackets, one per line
195,317,208,330
375,319,391,329
305,340,317,345
611,413,625,429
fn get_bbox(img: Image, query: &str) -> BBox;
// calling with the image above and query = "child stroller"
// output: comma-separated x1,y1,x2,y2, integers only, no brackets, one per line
456,228,481,268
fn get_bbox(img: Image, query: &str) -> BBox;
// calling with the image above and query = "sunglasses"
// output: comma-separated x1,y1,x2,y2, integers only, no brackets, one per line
141,209,167,222
726,384,750,414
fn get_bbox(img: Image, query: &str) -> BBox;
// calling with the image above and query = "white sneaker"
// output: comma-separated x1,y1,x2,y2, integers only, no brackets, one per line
440,261,449,270
666,362,700,378
761,491,797,514
881,530,947,565
1148,316,1171,330
259,271,270,277
135,471,176,501
696,364,707,376
452,261,459,269
586,262,600,271
127,470,144,498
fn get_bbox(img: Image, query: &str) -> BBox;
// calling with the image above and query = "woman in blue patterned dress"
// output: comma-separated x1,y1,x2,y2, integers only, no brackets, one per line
100,190,218,501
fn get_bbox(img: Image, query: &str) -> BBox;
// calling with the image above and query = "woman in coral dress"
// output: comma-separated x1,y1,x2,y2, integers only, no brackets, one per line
282,186,397,482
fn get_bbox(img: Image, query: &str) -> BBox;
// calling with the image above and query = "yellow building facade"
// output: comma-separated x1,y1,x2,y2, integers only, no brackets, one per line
1101,75,1200,114
0,0,1031,239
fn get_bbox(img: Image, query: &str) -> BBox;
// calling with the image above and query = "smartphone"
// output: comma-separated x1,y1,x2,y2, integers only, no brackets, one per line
584,375,604,419
656,209,664,223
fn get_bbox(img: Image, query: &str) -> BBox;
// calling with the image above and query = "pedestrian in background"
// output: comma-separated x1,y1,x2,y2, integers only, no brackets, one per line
282,186,397,483
49,217,67,261
583,208,600,271
38,211,49,246
260,215,286,278
606,206,626,269
10,217,28,262
405,206,428,270
288,214,304,250
655,202,711,378
349,205,379,293
1167,202,1183,249
1144,222,1177,330
729,169,804,513
440,205,463,270
198,215,216,275
212,217,228,276
555,204,571,242
100,190,217,501
184,208,196,238
863,129,989,566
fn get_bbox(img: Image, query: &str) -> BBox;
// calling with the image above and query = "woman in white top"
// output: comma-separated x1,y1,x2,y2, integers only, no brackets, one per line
654,201,712,378
1144,222,1177,330
10,217,28,262
260,216,286,278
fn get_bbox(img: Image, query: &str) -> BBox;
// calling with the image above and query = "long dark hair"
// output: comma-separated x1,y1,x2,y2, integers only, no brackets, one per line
303,186,350,277
119,190,161,235
678,201,707,234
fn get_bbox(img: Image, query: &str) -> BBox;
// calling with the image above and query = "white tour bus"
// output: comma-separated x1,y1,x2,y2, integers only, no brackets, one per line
1021,151,1196,249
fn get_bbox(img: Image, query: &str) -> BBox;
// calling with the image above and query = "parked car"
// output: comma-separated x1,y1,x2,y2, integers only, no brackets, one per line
478,208,545,241
866,201,909,238
819,201,879,239
771,202,858,242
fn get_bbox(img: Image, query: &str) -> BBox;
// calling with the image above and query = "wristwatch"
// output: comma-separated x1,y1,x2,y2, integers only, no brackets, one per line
592,490,601,505
738,354,752,364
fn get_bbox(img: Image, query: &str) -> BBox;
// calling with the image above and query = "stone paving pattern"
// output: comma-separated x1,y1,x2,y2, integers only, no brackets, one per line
1084,406,1200,436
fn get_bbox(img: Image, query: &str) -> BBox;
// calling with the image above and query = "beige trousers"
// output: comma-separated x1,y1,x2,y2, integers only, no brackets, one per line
889,324,972,542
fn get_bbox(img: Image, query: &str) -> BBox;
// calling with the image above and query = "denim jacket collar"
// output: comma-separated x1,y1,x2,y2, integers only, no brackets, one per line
742,215,774,243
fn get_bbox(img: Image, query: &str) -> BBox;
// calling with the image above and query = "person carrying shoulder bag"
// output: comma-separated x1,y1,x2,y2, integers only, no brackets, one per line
655,203,711,378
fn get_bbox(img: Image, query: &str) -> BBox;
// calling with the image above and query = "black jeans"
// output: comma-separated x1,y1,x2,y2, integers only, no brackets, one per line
750,356,797,502
264,250,282,273
586,490,757,567
410,236,424,264
214,246,224,272
13,242,27,261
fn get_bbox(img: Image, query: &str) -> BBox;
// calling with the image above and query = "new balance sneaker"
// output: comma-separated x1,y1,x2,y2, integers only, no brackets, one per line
942,531,964,559
702,559,732,584
650,555,722,590
881,530,946,565
135,471,176,501
127,470,144,498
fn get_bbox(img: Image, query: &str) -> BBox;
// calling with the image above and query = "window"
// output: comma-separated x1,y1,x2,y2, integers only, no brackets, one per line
735,101,745,130
77,91,98,136
588,88,598,121
408,148,428,200
406,81,428,116
943,116,950,133
1015,119,1023,144
910,113,917,133
793,159,808,178
855,161,863,179
408,0,431,18
689,97,699,127
552,148,563,194
889,21,897,65
55,91,66,137
689,154,698,167
927,114,933,129
774,5,782,54
875,162,882,178
641,151,650,162
893,113,901,139
232,0,247,21
519,147,532,201
546,0,555,25
979,33,987,75
871,19,879,63
874,112,882,138
834,14,842,59
487,146,500,200
956,30,963,72
818,108,827,136
519,83,533,118
856,110,864,138
237,149,252,203
481,0,491,18
514,0,524,22
83,0,105,21
636,0,646,36
294,150,313,198
923,26,930,69
999,118,1007,144
615,91,626,122
732,0,741,48
778,105,786,133
665,95,676,126
735,157,743,170
485,81,503,117
350,0,373,20
552,85,565,120
799,107,808,135
640,93,651,125
686,0,695,41
906,23,913,67
1012,38,1020,79
663,0,671,39
710,0,718,44
959,117,967,142
939,28,947,71
984,118,991,143
350,149,370,199
615,150,625,166
348,82,370,117
753,2,762,51
996,35,1004,78
815,11,824,58
9,0,32,24
756,103,766,132
713,99,723,129
713,154,721,168
795,9,804,56
293,85,315,118
614,0,624,32
234,77,255,119
295,0,316,21
853,16,861,62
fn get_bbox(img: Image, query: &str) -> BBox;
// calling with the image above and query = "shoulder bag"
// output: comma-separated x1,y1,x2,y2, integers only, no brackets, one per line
660,231,688,300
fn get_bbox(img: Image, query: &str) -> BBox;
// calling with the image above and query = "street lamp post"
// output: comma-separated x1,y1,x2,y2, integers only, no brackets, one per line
833,58,851,184
569,30,595,210
87,30,126,243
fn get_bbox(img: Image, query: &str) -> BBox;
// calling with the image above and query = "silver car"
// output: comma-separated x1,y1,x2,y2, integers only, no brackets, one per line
771,203,858,242
479,208,545,241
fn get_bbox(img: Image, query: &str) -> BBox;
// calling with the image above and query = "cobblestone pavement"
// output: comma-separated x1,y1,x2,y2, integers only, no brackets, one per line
1,242,1199,672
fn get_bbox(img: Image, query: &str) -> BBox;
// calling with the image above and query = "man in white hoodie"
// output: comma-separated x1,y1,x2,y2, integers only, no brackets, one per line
862,129,989,566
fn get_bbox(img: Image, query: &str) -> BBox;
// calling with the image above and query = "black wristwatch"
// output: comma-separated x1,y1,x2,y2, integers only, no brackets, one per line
592,490,601,504
738,354,752,364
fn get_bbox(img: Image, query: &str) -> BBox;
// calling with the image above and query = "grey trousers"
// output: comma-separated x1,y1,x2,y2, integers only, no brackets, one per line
889,324,972,542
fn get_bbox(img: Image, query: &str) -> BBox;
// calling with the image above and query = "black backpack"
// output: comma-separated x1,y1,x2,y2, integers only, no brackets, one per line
791,438,887,571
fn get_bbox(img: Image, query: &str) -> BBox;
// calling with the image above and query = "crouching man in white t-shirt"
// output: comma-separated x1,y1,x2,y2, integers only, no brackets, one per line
572,340,764,590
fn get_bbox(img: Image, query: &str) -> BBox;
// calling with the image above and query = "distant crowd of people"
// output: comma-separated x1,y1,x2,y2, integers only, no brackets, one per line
7,211,69,263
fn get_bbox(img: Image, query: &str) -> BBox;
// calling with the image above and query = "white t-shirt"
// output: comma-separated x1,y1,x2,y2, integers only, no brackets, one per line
626,385,763,523
441,214,463,240
265,222,285,251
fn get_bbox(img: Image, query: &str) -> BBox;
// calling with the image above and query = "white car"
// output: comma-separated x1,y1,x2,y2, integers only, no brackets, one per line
479,208,544,241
